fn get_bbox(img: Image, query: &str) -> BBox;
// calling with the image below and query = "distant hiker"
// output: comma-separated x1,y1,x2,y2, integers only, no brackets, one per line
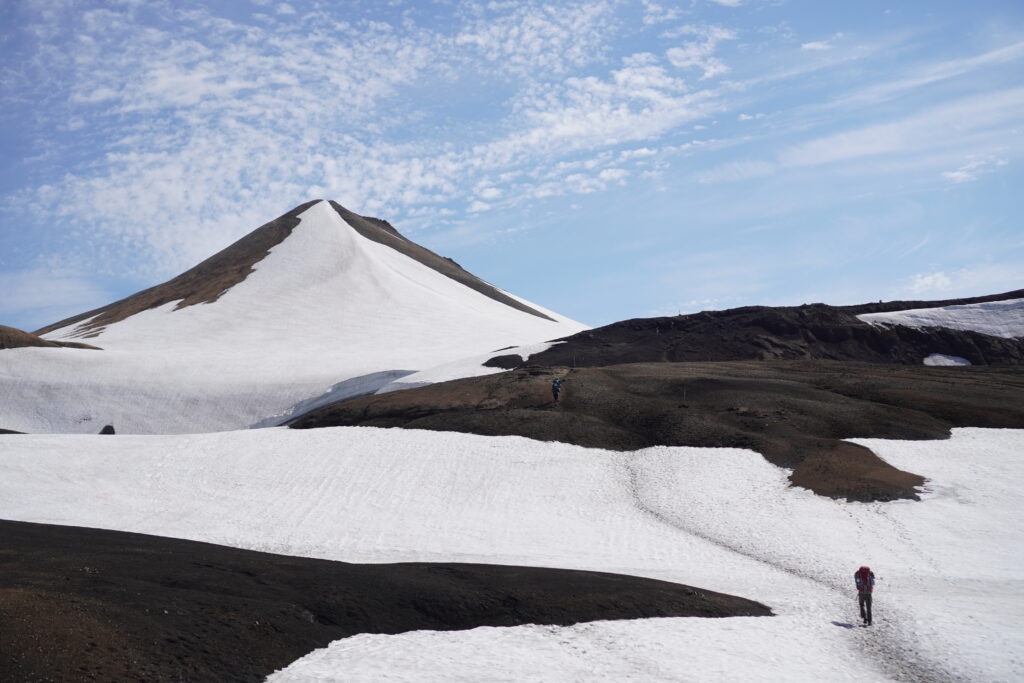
551,377,563,403
855,565,875,625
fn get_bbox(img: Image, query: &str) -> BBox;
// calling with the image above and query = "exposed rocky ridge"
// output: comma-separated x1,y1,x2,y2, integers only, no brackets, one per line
513,290,1024,368
34,200,321,338
289,361,1024,502
36,199,553,339
840,289,1024,315
0,324,101,350
327,201,554,321
0,519,769,683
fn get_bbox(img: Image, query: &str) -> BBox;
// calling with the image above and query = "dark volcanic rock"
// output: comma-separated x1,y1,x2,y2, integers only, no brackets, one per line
289,361,1024,502
98,425,116,435
0,519,770,683
0,324,101,350
522,290,1024,368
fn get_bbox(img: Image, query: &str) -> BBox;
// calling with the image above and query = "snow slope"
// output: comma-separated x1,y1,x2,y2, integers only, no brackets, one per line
1,426,1020,681
0,201,586,434
857,298,1024,339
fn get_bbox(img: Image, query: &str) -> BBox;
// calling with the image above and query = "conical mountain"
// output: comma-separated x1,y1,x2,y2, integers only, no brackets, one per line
1,200,587,434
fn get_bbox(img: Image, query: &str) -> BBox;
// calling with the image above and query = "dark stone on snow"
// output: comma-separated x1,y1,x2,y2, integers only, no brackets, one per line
483,354,524,369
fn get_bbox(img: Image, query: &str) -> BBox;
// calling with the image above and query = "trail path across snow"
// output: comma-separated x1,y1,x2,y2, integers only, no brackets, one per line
624,451,956,682
1,427,1021,681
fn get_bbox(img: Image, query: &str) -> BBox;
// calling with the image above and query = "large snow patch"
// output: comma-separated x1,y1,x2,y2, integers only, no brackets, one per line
1,427,1021,680
857,298,1024,338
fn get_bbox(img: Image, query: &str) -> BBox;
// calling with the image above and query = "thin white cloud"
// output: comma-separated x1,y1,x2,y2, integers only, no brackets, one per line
903,264,1023,299
697,159,774,183
454,1,615,75
619,147,658,160
477,186,503,200
800,41,831,51
778,87,1024,168
941,155,1008,184
665,24,737,80
641,0,681,26
907,271,952,295
835,40,1024,108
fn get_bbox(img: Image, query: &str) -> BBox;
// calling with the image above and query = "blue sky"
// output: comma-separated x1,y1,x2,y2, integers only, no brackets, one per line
1,0,1022,331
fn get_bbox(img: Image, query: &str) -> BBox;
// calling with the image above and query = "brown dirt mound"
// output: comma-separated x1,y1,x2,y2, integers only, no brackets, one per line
0,519,770,683
0,324,101,350
290,361,1024,502
516,289,1024,368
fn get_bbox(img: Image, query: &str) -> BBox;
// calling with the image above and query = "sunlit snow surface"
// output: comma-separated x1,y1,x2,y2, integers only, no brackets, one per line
923,353,971,366
857,298,1024,339
0,201,586,434
1,427,1021,681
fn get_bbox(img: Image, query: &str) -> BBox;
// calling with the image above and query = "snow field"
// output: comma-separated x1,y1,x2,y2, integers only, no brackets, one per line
0,201,585,434
2,427,1021,680
856,297,1024,339
267,617,875,683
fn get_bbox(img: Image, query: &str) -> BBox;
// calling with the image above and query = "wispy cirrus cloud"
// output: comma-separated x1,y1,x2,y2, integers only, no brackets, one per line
941,155,1009,184
777,87,1024,168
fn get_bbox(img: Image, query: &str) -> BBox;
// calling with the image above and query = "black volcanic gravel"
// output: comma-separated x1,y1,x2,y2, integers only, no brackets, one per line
0,520,770,683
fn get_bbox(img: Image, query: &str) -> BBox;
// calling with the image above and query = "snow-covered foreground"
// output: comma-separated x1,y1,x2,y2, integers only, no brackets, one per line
0,201,585,434
1,428,1021,681
857,297,1024,339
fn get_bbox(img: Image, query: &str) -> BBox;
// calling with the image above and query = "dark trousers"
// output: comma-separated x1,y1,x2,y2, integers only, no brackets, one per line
552,390,560,402
858,591,872,623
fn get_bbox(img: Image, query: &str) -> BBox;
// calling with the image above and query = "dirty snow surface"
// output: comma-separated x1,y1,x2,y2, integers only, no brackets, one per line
1,426,1021,682
857,297,1024,338
0,201,586,435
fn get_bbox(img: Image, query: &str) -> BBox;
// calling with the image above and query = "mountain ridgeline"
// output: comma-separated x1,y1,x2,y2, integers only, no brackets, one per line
495,289,1024,369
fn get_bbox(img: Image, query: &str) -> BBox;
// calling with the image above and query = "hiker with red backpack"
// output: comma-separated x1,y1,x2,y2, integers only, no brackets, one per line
855,566,875,625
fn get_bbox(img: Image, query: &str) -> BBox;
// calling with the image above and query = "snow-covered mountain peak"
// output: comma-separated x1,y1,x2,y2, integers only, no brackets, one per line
3,200,586,433
41,199,559,344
